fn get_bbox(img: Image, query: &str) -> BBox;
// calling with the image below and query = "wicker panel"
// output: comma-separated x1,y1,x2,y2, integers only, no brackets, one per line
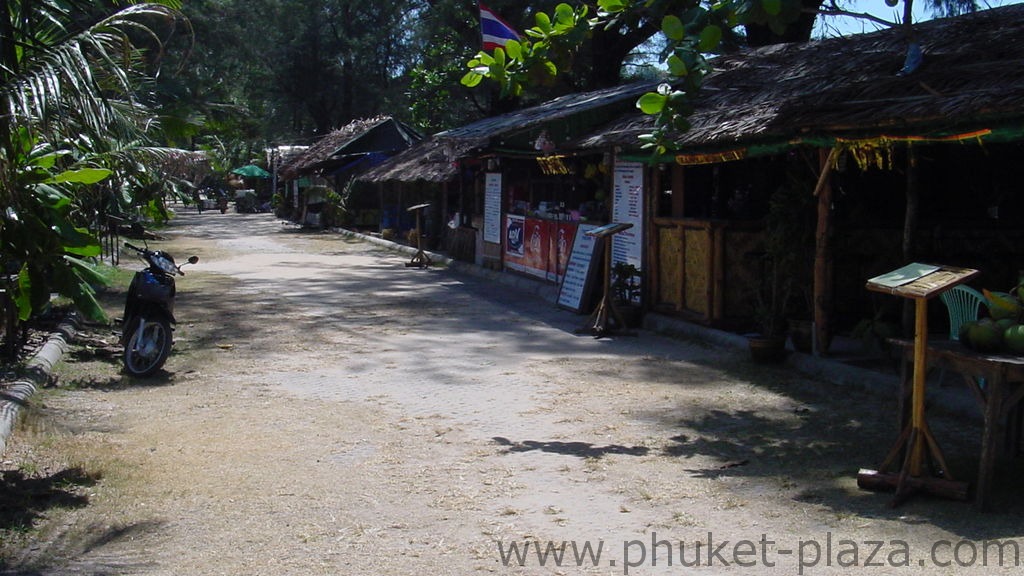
657,226,683,309
684,228,709,315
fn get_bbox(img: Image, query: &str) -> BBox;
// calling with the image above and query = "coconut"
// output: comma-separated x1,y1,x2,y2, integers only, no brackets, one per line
967,319,1003,352
1004,324,1024,354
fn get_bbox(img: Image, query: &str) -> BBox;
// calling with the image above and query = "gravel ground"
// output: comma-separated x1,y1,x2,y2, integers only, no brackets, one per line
1,209,1024,575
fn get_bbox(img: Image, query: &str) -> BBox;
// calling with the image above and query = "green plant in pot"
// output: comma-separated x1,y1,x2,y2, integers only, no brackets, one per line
749,176,813,362
611,261,643,328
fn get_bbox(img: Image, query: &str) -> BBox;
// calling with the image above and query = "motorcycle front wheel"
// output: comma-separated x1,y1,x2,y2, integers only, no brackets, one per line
123,317,173,376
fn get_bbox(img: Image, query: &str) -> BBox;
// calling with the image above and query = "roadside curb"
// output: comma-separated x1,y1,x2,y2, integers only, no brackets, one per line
0,316,77,456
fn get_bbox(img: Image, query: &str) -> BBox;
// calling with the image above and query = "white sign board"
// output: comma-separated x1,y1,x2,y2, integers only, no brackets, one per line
611,160,644,302
557,224,600,312
484,172,502,244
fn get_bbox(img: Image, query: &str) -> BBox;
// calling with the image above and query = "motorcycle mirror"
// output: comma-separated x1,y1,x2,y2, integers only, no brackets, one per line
187,256,200,265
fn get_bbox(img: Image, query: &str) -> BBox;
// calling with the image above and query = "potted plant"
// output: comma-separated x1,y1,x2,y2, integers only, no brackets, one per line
611,261,643,328
748,176,812,362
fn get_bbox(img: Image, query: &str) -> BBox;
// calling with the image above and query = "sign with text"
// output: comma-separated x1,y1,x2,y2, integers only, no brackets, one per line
557,224,601,313
611,160,644,303
484,172,502,244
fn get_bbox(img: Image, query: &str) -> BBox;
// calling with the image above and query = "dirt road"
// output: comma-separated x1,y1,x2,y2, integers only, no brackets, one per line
3,210,1024,575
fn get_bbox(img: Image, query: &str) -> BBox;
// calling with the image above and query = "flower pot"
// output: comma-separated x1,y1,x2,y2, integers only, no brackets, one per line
616,303,643,328
748,334,787,363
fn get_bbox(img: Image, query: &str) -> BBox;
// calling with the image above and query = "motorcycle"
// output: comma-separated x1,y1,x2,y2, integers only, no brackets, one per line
121,242,199,376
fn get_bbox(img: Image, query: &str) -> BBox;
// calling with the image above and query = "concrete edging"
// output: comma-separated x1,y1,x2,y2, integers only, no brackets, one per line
0,316,77,455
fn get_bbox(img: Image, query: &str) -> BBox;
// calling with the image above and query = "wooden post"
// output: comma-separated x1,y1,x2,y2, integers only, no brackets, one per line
813,148,837,355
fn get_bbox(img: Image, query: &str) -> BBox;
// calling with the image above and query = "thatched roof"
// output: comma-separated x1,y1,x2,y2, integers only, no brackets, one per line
436,80,662,142
358,81,663,183
278,117,422,179
358,138,480,184
574,3,1024,153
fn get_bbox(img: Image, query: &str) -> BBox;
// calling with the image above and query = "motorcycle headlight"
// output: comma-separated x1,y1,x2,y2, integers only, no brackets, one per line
152,254,178,275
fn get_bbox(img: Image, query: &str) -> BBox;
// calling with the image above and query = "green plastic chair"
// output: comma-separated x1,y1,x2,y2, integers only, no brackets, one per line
939,285,987,341
938,284,988,388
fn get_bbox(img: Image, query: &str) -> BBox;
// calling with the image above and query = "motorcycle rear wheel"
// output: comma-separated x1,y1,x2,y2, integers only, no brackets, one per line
123,317,172,376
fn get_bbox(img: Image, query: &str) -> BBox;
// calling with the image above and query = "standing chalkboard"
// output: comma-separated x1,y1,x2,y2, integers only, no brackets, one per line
557,224,601,312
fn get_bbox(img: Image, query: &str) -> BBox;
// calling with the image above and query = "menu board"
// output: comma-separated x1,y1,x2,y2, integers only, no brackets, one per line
557,224,601,312
611,160,644,274
866,263,979,300
484,172,502,244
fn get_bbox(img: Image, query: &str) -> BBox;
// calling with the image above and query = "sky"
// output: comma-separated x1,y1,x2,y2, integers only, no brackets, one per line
816,0,1024,37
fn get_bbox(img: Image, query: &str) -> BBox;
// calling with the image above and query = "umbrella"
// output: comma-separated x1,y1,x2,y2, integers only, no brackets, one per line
231,164,271,178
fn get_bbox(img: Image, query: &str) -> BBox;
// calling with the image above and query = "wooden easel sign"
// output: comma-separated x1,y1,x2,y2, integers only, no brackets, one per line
405,203,432,268
858,263,979,507
575,222,634,337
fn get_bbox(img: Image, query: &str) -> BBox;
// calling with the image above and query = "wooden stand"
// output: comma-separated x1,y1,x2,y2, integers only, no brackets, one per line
575,222,634,338
857,263,979,507
405,203,432,268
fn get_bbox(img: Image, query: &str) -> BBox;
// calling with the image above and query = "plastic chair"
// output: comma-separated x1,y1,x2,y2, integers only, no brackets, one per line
939,285,987,341
938,284,988,388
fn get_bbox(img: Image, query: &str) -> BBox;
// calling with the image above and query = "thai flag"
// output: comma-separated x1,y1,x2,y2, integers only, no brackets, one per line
480,3,521,51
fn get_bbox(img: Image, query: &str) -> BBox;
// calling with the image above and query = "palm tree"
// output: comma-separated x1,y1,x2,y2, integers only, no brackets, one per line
0,1,182,350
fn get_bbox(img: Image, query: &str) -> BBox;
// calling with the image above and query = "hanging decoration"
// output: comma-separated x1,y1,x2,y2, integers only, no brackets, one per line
833,129,992,171
675,148,747,166
537,155,571,175
533,130,556,154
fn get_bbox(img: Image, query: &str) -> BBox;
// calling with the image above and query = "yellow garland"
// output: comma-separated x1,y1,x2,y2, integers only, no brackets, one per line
834,130,992,170
675,148,747,166
536,155,571,175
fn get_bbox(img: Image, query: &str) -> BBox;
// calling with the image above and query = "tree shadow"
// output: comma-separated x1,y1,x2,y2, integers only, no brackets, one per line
0,519,167,574
492,436,649,458
0,467,97,532
650,359,1024,540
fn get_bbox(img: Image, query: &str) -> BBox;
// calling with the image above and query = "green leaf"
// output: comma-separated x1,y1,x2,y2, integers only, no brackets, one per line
554,3,575,25
598,0,628,12
505,39,522,60
699,25,723,52
667,54,688,76
762,0,783,15
662,15,685,41
65,255,110,287
50,168,112,184
460,71,484,87
637,92,668,115
15,266,32,322
535,12,552,33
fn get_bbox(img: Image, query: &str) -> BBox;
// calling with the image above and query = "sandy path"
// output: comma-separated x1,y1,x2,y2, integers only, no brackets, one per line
3,210,1024,575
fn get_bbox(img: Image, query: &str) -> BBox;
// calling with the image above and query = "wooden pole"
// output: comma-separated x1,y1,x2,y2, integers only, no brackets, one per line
902,146,920,336
909,297,928,476
813,148,837,355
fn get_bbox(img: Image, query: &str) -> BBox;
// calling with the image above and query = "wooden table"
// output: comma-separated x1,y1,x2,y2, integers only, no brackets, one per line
870,339,1024,510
